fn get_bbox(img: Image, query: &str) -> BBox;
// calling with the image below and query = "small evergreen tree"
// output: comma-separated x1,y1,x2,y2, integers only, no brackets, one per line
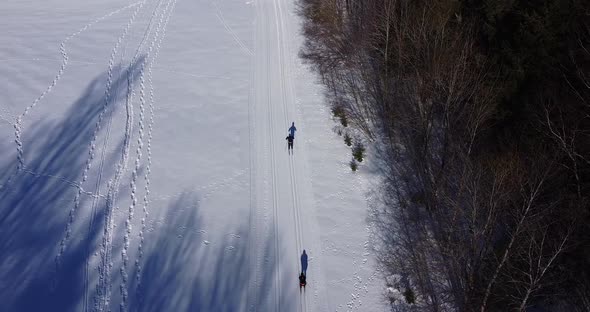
352,141,365,162
339,113,348,127
350,159,358,171
403,288,415,304
344,133,352,146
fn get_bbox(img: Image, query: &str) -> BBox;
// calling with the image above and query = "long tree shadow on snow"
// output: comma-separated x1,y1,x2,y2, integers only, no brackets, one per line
0,56,295,311
134,193,294,312
0,57,145,311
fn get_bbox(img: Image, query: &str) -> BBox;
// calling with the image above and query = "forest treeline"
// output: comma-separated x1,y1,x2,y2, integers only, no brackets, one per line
297,0,590,310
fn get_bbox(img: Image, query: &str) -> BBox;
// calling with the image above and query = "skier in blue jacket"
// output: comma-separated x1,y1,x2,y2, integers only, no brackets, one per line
289,122,297,138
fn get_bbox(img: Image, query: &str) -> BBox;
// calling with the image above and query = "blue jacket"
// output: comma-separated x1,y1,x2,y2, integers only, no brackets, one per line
289,123,297,138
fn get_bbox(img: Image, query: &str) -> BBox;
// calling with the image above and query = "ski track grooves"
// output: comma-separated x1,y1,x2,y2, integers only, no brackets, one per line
252,0,281,308
254,0,304,310
266,18,282,311
18,168,106,199
85,6,149,310
249,1,267,309
246,4,258,310
214,1,253,56
273,0,307,309
89,1,148,310
54,0,144,278
269,0,288,310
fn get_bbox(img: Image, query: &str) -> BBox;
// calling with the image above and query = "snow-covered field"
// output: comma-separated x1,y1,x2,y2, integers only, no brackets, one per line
0,0,386,311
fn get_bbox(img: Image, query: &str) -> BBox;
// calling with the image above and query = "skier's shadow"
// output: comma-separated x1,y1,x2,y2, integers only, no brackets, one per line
301,250,308,274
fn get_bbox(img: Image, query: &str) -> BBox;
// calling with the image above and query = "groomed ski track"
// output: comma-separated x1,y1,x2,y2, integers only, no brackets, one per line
249,0,325,311
1,0,339,310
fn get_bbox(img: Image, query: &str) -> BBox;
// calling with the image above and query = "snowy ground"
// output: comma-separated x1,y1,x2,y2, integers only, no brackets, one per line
0,0,386,311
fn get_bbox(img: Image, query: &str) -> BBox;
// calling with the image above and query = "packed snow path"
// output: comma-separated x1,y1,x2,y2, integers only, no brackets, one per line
0,0,385,311
248,0,320,310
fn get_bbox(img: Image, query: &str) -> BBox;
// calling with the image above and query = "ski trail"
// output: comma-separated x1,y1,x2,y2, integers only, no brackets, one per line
88,12,137,310
150,68,249,82
18,168,106,199
248,2,265,310
98,1,179,307
273,0,327,309
85,8,151,311
268,8,284,312
119,0,178,310
273,0,308,308
253,0,299,309
88,1,149,310
118,1,160,309
213,1,253,56
246,5,259,310
268,0,305,310
54,0,146,275
252,0,283,308
134,0,178,309
252,0,326,310
269,0,303,310
267,22,281,311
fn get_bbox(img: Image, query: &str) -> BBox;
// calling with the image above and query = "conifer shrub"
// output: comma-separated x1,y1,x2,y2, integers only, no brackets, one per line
344,133,352,146
350,159,358,171
352,141,365,162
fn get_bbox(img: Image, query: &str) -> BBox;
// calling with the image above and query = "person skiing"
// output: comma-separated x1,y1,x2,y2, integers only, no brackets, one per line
288,122,297,138
286,134,294,153
299,272,306,289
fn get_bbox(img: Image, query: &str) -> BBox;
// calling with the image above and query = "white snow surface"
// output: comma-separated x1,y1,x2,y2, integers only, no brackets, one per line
0,0,386,311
